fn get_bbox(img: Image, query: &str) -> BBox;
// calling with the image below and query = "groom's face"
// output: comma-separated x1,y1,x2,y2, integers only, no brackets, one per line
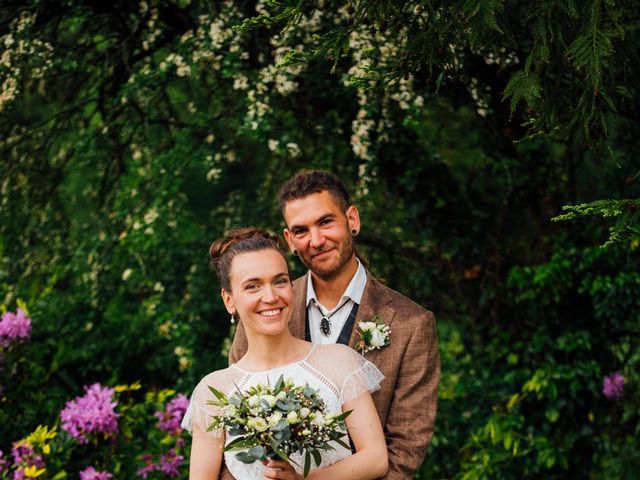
282,190,360,280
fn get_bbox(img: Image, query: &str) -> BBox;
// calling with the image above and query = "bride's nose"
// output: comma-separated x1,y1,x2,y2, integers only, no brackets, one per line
261,285,278,303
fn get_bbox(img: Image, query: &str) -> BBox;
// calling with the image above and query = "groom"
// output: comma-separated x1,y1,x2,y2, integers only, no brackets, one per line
226,170,440,479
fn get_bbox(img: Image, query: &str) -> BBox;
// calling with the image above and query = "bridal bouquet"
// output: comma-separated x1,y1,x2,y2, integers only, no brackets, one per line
207,375,351,476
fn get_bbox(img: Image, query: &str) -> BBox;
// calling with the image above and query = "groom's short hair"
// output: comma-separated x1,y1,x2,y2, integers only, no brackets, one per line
279,170,351,213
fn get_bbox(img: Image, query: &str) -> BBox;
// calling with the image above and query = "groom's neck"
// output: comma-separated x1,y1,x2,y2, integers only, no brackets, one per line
311,256,358,309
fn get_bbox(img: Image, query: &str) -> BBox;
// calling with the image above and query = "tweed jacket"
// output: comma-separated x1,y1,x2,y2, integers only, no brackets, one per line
222,272,440,480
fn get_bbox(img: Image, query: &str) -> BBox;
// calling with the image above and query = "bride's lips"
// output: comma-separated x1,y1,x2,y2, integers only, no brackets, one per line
258,307,285,318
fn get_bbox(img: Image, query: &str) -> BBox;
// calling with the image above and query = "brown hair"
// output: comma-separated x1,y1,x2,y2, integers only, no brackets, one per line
278,169,351,213
209,227,287,291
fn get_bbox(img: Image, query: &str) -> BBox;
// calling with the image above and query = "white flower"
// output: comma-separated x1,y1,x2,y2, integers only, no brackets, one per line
268,139,279,152
122,269,133,281
276,391,286,401
370,329,386,348
358,321,376,332
268,411,282,426
247,417,268,432
260,394,277,408
300,407,310,419
248,395,260,407
286,411,299,424
312,414,325,427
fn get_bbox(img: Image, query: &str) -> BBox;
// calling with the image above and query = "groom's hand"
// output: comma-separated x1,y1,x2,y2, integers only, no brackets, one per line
262,459,301,480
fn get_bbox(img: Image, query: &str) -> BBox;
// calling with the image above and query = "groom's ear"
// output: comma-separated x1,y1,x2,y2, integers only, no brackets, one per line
283,228,295,252
346,205,361,235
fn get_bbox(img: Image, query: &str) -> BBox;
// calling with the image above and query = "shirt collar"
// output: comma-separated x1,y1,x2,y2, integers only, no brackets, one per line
306,258,367,309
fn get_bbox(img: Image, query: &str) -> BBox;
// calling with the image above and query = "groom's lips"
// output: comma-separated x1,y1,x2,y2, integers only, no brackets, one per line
312,248,334,259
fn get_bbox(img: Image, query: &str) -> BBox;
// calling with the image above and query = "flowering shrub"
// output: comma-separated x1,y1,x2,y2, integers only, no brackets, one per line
60,384,119,444
602,373,625,400
0,384,189,479
0,308,31,348
79,466,113,480
155,394,189,435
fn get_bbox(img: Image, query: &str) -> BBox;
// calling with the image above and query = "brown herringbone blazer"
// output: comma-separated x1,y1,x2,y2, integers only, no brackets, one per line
221,272,440,480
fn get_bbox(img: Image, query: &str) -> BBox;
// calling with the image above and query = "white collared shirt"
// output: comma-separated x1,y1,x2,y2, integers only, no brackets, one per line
305,259,368,344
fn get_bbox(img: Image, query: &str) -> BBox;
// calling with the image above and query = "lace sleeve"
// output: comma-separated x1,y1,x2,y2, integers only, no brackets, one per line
181,376,225,438
341,357,385,403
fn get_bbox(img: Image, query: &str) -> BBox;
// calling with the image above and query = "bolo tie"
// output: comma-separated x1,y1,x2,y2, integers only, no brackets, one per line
313,299,351,337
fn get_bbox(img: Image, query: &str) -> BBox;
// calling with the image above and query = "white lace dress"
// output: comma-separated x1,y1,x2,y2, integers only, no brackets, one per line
181,343,384,479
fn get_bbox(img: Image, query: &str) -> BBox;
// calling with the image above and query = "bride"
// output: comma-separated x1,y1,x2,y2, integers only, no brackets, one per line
182,228,388,480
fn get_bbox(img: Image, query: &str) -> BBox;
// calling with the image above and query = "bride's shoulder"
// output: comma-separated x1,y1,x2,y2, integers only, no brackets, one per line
311,344,366,368
191,367,238,399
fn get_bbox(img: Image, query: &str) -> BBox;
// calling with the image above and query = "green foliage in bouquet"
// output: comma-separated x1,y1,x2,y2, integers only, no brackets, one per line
208,375,351,477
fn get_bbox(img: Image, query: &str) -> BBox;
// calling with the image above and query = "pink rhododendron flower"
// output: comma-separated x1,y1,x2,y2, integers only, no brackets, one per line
602,372,625,400
0,308,32,348
60,383,119,443
79,466,113,480
154,394,189,435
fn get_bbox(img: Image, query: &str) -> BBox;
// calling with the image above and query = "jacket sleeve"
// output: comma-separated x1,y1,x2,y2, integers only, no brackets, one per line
383,310,440,479
228,321,249,365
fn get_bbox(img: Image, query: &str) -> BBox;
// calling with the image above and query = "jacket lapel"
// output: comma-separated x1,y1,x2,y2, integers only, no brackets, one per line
347,272,395,350
289,275,308,340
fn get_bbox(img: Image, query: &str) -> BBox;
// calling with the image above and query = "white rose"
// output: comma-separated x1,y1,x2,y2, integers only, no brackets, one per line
268,411,283,427
248,395,259,407
248,417,268,432
261,395,277,408
312,415,325,427
370,329,386,348
359,321,376,332
299,407,310,419
286,411,299,424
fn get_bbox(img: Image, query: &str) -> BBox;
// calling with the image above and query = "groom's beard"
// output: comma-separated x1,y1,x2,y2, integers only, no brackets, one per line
301,237,355,281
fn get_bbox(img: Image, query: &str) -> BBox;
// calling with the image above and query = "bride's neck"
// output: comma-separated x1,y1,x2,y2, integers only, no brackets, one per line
240,331,307,371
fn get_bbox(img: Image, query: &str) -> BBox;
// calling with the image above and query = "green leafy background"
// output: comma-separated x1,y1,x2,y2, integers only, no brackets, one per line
1,1,638,478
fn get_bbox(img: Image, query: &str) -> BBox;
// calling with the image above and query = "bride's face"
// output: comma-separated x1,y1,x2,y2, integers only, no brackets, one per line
221,248,293,336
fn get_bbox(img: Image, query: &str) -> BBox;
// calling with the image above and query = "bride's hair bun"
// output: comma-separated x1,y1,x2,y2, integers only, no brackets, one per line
209,227,287,290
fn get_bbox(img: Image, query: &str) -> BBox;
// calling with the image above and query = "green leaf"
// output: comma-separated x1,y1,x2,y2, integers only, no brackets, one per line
304,451,311,477
225,436,255,451
207,385,229,405
311,448,322,467
235,451,257,464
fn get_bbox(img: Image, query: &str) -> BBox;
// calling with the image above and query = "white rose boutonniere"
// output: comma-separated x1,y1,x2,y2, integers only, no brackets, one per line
355,316,391,354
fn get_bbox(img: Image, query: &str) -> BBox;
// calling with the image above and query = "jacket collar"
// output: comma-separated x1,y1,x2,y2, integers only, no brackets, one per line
290,270,395,349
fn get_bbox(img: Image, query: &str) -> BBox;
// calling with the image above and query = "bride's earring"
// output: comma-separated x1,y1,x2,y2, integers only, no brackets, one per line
230,312,236,324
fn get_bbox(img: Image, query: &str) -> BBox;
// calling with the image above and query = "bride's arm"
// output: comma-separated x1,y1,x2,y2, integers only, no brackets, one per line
263,391,388,480
189,425,225,480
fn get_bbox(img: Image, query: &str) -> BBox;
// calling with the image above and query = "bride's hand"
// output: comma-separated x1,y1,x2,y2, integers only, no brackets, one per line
262,459,302,480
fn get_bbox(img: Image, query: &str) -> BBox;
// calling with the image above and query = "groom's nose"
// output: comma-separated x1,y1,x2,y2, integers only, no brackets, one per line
309,228,325,249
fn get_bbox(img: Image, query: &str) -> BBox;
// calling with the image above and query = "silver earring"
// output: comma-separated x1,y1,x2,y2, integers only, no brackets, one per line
230,313,235,324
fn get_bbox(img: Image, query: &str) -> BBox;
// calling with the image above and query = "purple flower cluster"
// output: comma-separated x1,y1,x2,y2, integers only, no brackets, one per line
154,394,189,435
0,308,32,348
137,447,184,478
9,441,45,480
60,383,119,444
602,372,625,400
79,466,113,480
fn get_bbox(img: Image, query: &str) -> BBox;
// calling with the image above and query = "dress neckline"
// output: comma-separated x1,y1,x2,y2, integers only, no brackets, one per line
230,343,317,374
